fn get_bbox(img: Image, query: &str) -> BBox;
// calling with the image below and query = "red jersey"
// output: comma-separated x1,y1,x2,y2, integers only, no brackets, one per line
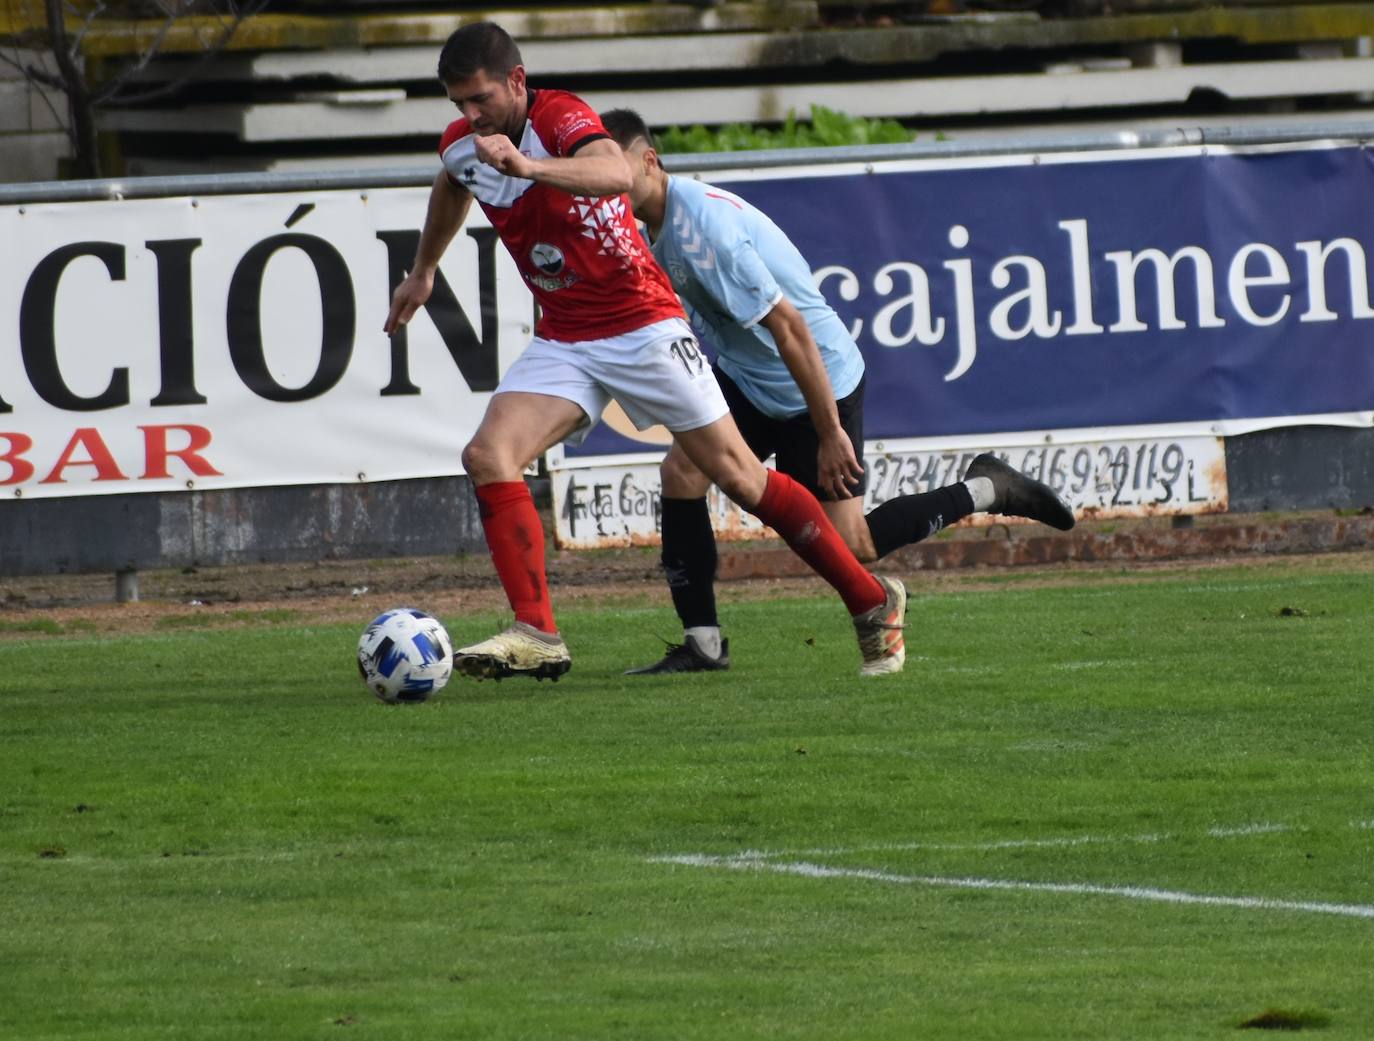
439,89,684,342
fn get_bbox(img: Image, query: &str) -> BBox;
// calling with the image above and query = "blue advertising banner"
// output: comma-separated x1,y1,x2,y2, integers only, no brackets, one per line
563,142,1374,461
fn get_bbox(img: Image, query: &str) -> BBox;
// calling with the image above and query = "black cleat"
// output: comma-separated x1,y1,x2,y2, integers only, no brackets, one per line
624,635,730,675
965,453,1076,531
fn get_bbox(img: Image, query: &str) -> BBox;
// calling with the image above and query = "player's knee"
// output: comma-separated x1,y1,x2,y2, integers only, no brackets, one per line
710,466,757,508
461,437,503,484
660,453,709,499
846,534,878,563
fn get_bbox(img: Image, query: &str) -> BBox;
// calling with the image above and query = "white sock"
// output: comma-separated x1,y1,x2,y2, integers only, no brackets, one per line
965,476,996,512
684,626,722,659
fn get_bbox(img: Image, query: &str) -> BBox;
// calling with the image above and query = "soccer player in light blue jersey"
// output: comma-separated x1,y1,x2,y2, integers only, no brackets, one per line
602,110,1075,675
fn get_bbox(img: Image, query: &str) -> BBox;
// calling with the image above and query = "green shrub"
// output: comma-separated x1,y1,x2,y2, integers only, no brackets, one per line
658,104,914,153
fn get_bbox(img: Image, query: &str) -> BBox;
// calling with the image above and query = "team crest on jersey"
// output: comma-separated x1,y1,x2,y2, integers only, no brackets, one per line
525,242,579,291
530,242,565,275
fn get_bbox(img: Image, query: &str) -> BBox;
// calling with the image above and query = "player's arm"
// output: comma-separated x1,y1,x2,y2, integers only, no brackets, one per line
475,135,632,196
761,298,864,500
384,170,474,334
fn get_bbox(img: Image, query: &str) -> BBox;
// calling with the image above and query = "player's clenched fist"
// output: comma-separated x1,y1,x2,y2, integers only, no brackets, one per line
476,134,534,178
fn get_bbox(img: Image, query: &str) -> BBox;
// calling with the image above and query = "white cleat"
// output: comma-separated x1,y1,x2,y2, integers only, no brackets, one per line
453,622,571,682
852,576,907,677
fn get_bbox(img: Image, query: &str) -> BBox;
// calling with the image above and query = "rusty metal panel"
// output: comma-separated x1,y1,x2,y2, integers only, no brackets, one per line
549,434,1229,550
865,434,1228,525
551,465,770,550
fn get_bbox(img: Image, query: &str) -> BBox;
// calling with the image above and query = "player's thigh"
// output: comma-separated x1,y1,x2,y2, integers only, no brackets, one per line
468,390,587,472
586,319,728,437
822,497,877,562
773,375,868,501
660,368,770,500
486,340,610,431
671,412,768,507
713,365,779,463
464,337,609,479
578,320,764,502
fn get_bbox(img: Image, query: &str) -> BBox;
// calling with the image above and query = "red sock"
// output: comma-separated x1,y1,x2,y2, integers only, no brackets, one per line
474,481,557,634
751,470,885,616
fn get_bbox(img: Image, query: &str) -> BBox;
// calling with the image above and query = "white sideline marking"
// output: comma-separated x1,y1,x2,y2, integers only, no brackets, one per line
753,833,1160,859
1206,822,1290,837
654,854,1374,920
745,821,1300,861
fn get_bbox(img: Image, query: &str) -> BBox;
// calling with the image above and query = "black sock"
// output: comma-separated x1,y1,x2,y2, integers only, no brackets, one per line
660,496,719,629
864,484,975,559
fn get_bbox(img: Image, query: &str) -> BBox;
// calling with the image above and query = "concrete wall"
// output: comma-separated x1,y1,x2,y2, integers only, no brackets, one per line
0,476,489,576
1226,427,1374,514
0,48,69,183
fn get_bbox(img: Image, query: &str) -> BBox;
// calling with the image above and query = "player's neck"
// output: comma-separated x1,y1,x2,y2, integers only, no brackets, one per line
642,172,669,242
502,90,530,139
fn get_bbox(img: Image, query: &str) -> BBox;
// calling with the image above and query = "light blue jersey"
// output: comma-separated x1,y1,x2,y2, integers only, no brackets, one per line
648,177,864,420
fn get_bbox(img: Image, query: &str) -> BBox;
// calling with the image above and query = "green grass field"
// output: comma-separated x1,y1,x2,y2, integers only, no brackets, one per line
3,560,1372,1040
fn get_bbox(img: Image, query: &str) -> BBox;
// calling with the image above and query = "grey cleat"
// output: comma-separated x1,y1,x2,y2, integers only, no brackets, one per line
965,453,1076,531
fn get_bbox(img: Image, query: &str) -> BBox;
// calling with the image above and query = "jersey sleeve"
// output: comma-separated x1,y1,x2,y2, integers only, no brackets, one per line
531,92,609,158
438,118,471,185
687,203,783,330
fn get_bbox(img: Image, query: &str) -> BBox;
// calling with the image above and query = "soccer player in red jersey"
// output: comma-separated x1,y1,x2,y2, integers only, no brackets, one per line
385,22,905,679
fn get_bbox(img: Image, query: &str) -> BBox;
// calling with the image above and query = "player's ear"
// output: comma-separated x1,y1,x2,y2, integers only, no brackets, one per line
507,64,527,94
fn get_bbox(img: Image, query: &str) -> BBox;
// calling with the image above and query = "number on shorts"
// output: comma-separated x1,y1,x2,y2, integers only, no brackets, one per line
669,337,706,377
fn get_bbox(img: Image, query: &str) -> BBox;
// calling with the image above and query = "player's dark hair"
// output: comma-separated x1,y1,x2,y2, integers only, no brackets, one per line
601,108,657,151
437,22,523,83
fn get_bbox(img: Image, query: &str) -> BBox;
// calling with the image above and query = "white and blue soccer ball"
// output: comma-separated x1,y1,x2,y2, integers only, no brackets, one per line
357,608,453,704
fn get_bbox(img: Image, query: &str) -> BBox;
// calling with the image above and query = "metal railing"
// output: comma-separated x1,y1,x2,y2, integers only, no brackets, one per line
3,120,1372,205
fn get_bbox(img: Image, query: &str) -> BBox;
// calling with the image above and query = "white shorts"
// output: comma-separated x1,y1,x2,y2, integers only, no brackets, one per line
495,317,728,445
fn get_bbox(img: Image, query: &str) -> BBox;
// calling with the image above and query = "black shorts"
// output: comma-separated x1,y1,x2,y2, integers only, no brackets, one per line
714,365,867,501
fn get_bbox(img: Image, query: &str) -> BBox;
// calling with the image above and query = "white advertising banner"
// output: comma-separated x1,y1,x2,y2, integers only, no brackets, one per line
14,140,1366,512
0,188,532,499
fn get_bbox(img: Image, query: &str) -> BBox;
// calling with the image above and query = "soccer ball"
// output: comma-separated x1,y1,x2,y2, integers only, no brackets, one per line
357,608,453,703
